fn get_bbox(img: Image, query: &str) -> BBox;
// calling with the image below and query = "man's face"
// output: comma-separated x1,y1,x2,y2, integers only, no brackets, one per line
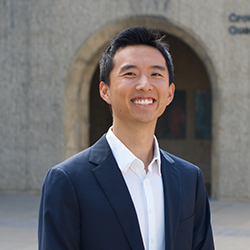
100,45,175,128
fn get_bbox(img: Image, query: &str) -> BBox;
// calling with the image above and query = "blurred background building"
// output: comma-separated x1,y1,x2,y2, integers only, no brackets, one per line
1,0,250,200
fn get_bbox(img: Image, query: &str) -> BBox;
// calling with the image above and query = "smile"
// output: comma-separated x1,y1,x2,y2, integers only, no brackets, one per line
132,98,154,105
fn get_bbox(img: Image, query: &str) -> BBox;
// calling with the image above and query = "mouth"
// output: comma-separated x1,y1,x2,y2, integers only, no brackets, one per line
131,98,155,105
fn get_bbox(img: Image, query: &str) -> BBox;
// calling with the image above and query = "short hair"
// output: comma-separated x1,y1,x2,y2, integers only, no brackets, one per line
99,26,174,86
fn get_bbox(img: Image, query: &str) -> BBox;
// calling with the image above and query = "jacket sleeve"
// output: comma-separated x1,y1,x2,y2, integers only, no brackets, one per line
38,167,81,250
192,169,214,250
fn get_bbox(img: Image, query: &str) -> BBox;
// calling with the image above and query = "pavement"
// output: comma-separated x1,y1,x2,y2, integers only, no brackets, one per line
0,193,250,250
210,199,250,250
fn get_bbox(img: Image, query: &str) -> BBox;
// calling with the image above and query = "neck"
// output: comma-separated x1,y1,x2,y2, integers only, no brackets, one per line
112,121,156,170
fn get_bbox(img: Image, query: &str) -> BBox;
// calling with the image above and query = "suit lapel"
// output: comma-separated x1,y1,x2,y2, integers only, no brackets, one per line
89,136,145,250
160,150,181,250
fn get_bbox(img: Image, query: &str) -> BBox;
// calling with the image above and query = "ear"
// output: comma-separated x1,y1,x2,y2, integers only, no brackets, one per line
166,83,175,106
99,81,112,104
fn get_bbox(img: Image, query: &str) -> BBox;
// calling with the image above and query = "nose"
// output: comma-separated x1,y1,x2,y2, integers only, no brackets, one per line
135,74,153,91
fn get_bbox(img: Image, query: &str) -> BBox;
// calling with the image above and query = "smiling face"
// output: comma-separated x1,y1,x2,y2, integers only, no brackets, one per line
100,45,175,130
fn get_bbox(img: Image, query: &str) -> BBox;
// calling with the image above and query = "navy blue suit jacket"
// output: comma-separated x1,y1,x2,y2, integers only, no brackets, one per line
38,135,214,250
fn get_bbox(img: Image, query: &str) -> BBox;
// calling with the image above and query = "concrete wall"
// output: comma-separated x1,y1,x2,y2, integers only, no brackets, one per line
1,0,250,199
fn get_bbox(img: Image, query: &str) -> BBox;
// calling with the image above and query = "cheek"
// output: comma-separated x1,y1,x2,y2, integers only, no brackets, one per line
115,85,131,101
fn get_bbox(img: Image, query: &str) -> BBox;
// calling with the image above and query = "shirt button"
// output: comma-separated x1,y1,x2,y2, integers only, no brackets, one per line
151,239,154,244
145,180,148,185
149,209,152,214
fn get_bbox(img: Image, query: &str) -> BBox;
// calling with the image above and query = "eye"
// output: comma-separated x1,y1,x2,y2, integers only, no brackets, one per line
124,72,135,76
152,73,163,77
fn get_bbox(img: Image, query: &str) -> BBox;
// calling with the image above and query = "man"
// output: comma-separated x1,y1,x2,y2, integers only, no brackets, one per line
38,26,214,250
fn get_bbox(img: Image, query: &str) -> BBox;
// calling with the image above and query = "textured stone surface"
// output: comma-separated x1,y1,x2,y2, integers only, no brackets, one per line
0,0,250,199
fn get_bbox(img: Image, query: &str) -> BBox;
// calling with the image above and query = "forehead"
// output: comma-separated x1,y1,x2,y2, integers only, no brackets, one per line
113,45,167,68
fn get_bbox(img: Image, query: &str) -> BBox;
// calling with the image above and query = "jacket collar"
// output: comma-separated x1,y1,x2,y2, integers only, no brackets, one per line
89,135,145,250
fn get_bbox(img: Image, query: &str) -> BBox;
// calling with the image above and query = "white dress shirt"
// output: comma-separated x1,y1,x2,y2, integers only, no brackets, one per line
106,128,165,250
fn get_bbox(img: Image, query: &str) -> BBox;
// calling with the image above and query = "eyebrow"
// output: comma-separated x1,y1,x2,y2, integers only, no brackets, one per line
120,64,137,72
150,65,167,71
119,64,167,72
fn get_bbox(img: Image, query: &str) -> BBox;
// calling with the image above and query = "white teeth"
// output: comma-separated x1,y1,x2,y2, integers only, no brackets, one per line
133,99,153,105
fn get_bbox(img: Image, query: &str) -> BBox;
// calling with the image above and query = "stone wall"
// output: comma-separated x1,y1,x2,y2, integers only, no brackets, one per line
0,0,250,199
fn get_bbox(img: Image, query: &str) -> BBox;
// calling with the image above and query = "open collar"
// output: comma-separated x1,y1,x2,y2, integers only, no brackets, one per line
89,136,181,250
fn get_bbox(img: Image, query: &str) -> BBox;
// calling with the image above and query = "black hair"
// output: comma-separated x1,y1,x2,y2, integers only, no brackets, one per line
99,26,174,86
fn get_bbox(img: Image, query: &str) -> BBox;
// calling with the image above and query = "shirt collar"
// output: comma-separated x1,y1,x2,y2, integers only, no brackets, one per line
106,127,161,175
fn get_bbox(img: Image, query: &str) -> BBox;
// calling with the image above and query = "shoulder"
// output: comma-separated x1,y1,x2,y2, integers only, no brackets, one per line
41,148,92,190
160,149,204,184
43,135,112,185
161,149,199,172
52,134,110,174
55,147,91,172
